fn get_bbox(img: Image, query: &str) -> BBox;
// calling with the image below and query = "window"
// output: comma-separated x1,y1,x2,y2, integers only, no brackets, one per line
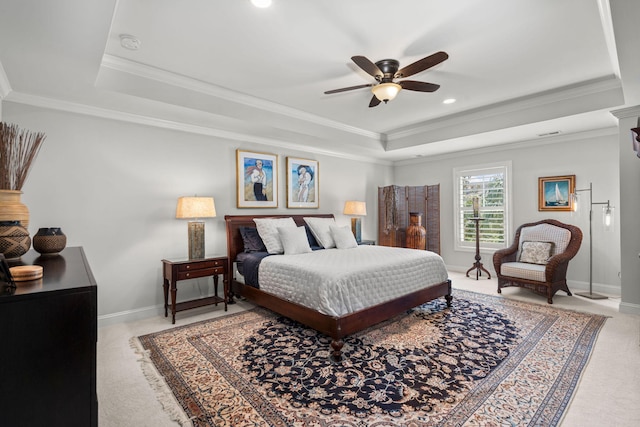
453,162,511,251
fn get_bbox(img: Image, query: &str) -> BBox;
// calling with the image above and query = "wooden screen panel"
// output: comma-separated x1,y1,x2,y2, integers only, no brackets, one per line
378,185,404,248
425,184,440,254
377,184,440,254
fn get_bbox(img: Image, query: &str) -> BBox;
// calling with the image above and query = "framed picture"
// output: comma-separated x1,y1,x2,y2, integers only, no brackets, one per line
236,150,278,208
286,157,319,208
538,175,575,211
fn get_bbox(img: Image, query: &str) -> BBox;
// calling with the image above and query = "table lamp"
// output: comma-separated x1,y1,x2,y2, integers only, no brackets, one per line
343,201,367,242
176,196,216,259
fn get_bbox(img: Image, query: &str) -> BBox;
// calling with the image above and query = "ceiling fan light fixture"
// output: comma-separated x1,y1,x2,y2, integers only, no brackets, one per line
372,83,401,103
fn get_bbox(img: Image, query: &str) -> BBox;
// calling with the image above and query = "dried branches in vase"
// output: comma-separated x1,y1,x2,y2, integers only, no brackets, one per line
0,122,46,190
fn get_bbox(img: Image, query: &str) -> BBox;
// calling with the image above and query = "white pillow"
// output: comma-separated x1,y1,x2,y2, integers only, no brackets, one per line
303,217,337,249
330,225,358,249
253,217,296,254
278,226,312,255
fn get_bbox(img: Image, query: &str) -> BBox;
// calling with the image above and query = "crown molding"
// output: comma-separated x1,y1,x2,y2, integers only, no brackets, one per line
610,104,640,119
4,91,392,166
597,0,620,78
100,55,381,141
386,75,622,142
0,60,12,99
393,126,618,166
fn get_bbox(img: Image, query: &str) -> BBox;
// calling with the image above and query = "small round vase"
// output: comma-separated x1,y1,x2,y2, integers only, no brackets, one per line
33,227,67,255
0,220,31,258
405,212,427,250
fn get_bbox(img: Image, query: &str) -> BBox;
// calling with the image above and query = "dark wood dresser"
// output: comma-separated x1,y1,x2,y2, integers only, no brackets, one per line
0,247,98,427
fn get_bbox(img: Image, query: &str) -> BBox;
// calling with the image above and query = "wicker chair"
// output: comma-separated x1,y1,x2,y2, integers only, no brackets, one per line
493,219,582,304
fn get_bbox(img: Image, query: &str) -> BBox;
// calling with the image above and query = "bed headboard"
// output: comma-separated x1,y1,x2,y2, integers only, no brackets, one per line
224,214,335,279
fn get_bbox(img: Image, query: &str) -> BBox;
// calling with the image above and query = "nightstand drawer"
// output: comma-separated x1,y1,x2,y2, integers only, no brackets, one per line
177,266,225,280
177,259,224,273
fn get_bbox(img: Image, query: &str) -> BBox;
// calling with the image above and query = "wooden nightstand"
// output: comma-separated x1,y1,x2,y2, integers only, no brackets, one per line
358,240,376,245
162,255,228,324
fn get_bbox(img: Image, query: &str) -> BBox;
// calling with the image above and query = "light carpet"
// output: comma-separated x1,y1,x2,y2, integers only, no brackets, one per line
134,289,606,426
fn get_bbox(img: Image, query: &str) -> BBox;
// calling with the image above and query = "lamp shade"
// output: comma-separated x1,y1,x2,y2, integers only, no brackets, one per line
343,201,367,216
176,197,216,219
371,83,401,102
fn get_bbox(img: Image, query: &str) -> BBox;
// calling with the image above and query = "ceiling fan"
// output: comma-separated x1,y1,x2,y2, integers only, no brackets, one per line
324,51,449,107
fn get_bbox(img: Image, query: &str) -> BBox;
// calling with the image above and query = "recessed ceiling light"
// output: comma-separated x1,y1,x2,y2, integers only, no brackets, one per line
251,0,272,8
119,34,141,50
443,98,456,104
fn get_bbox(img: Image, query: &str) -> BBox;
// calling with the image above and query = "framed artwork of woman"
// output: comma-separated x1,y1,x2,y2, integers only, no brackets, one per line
286,157,319,208
236,150,278,208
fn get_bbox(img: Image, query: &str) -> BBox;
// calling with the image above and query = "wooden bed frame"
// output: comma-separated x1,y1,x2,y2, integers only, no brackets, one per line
225,213,452,360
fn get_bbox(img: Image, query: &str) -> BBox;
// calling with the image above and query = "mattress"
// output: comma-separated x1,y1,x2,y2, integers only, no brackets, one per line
258,245,448,316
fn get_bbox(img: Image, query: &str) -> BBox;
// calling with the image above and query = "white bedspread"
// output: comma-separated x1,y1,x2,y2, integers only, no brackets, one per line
258,245,448,316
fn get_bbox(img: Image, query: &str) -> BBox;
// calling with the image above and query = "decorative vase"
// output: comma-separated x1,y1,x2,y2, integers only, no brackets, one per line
33,227,67,255
405,212,426,250
0,220,31,258
0,190,29,228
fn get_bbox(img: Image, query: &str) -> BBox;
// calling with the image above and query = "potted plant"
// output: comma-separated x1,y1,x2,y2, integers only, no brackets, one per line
0,122,45,259
0,122,46,228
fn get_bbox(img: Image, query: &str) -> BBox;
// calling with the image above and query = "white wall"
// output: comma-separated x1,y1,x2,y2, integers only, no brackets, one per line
617,114,640,313
393,131,621,295
4,103,392,323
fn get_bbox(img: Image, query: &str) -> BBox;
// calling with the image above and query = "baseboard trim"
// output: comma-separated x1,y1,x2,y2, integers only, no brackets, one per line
566,280,621,297
98,305,164,327
619,301,640,316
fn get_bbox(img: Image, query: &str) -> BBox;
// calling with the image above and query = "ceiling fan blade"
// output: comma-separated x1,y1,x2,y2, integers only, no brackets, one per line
324,83,374,95
399,80,440,92
369,95,381,108
395,51,449,79
352,56,383,79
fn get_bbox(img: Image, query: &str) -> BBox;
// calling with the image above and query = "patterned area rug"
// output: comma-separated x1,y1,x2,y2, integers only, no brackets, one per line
135,290,606,426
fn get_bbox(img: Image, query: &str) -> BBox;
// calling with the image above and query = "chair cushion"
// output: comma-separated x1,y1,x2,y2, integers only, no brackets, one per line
501,262,546,282
518,223,571,259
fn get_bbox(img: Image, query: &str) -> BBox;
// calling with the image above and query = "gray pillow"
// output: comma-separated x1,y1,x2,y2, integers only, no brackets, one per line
239,227,267,253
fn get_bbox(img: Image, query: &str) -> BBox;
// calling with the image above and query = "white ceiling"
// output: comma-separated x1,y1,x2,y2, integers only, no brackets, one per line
1,0,638,162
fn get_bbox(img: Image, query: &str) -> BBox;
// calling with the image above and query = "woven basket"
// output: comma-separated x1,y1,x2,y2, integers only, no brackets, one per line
33,228,67,255
0,221,31,258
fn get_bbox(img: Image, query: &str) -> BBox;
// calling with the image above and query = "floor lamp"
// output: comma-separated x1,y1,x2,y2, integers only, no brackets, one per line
572,182,613,300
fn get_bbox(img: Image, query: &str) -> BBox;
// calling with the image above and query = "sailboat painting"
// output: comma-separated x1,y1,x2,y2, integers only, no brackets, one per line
538,175,576,212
